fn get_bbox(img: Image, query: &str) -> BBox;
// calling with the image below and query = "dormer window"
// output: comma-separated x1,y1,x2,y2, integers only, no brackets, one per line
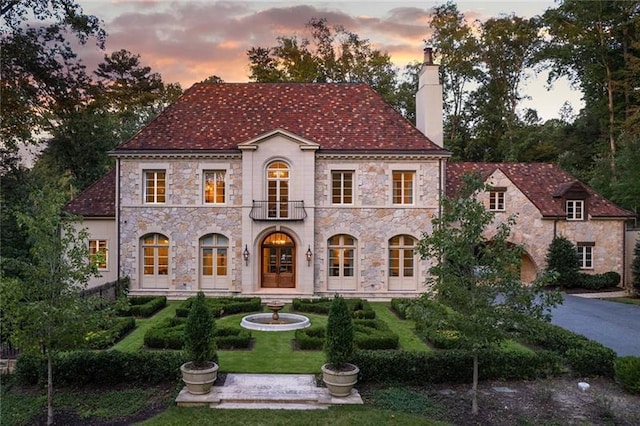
566,200,584,221
488,188,506,211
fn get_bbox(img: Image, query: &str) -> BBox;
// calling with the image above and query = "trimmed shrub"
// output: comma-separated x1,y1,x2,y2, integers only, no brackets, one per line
144,317,250,350
15,350,187,386
86,316,136,349
390,298,412,319
578,271,621,290
295,327,324,350
292,297,375,319
325,295,355,369
119,296,167,318
175,297,261,318
615,356,640,394
184,291,216,368
354,319,399,350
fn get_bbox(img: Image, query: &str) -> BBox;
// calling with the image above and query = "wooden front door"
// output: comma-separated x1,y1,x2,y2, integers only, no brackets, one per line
261,232,295,288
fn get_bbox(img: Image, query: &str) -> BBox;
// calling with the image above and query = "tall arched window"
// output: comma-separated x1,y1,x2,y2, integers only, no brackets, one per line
327,234,357,291
140,233,169,288
388,234,417,290
200,234,229,289
267,161,289,218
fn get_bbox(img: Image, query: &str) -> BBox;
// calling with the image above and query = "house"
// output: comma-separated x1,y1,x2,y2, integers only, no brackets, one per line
446,162,635,284
65,49,635,298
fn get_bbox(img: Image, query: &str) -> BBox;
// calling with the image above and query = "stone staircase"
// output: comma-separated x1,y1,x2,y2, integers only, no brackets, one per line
175,373,363,410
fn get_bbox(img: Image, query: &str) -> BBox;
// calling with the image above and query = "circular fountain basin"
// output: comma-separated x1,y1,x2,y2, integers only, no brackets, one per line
240,313,310,331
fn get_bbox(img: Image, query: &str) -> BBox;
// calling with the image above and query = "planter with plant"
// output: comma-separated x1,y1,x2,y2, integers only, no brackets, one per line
180,291,218,395
321,294,359,397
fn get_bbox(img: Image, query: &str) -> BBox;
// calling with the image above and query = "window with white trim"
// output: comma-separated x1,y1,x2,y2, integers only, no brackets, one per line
204,170,226,204
89,240,108,270
392,171,414,205
566,200,584,220
328,234,355,277
577,243,594,269
144,170,166,204
331,171,353,204
200,234,228,277
388,235,416,277
489,190,505,211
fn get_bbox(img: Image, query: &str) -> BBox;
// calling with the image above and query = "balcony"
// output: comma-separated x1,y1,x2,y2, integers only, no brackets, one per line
250,200,307,221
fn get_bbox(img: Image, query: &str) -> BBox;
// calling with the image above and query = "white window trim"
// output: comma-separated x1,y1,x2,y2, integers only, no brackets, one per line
143,170,166,204
488,190,506,212
566,199,584,221
199,163,230,206
577,244,594,270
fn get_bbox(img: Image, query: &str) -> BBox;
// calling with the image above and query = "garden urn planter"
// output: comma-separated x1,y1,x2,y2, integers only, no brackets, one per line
321,363,359,397
180,361,219,395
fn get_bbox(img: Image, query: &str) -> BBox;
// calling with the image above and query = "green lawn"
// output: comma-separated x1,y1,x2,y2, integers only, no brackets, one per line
371,303,431,352
113,301,180,352
603,297,640,306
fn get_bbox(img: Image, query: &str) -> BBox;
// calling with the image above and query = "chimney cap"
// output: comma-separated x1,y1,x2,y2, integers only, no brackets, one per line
423,47,434,65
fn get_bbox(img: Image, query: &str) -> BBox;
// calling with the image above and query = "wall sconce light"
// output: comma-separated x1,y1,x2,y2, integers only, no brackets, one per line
243,244,250,266
306,245,313,266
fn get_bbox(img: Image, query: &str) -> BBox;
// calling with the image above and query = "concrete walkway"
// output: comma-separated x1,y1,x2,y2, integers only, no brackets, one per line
175,373,363,409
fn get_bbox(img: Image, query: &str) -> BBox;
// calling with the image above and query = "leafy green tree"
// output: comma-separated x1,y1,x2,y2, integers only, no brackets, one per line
247,18,399,110
632,238,640,297
0,0,105,167
415,172,561,415
0,185,104,426
545,235,581,288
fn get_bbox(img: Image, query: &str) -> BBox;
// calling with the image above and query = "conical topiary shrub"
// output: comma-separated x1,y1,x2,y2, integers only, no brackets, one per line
322,294,359,397
180,292,218,395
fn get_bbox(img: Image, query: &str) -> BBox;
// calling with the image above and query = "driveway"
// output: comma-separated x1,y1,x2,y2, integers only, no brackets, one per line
549,294,640,356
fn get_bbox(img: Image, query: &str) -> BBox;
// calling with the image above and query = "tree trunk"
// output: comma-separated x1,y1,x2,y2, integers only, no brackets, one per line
47,352,53,425
472,353,479,415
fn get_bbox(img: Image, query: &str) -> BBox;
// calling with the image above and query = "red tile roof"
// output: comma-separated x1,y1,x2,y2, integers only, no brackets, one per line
114,83,446,153
446,162,634,219
64,169,116,217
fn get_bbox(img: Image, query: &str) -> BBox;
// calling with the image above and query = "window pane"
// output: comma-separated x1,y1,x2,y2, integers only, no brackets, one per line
389,249,400,276
202,248,213,275
344,249,354,277
217,248,227,275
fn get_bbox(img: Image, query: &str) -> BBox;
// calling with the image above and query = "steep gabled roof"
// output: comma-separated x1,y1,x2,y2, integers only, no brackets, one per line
113,83,447,153
446,162,634,219
64,169,116,217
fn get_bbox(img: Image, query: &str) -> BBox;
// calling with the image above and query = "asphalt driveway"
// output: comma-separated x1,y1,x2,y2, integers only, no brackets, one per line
550,294,640,356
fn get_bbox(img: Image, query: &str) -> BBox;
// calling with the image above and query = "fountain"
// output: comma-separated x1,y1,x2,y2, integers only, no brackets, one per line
240,301,310,332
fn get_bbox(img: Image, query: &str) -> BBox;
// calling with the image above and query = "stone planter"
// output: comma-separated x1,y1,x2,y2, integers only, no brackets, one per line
180,361,219,395
321,363,359,397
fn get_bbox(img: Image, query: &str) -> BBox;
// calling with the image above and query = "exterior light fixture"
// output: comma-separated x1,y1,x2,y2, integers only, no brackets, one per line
243,244,250,266
306,245,313,266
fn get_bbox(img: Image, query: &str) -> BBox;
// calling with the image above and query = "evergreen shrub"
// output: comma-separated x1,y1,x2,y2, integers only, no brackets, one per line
545,236,580,287
615,356,640,394
86,316,136,349
390,298,411,319
292,297,375,318
184,291,216,368
119,296,166,317
175,297,261,318
325,295,355,369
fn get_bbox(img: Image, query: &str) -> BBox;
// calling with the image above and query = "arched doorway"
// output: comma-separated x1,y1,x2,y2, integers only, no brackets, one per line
261,232,295,288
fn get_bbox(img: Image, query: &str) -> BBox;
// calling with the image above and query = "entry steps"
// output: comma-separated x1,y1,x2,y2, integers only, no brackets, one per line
175,373,363,410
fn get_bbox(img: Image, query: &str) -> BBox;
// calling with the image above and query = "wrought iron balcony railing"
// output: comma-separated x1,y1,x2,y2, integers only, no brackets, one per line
249,200,307,221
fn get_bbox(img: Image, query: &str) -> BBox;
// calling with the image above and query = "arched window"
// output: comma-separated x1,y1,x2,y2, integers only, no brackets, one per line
327,234,357,291
140,233,169,289
267,161,289,218
388,235,417,290
200,234,228,277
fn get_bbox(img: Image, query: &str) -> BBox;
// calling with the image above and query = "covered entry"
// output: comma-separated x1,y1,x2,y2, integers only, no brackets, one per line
261,232,295,288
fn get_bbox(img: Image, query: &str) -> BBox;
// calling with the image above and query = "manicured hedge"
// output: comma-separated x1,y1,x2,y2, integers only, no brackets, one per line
294,319,398,350
292,297,375,319
615,356,640,394
520,319,616,377
353,348,563,384
577,271,621,290
119,296,167,318
175,297,261,318
144,317,252,350
86,316,136,349
14,350,187,386
390,298,412,319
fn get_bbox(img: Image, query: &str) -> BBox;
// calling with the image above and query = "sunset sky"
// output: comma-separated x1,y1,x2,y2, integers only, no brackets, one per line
76,1,582,120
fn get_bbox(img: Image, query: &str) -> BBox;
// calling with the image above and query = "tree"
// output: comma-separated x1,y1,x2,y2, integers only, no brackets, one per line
324,294,355,370
415,172,561,415
183,292,217,368
632,238,640,297
1,0,105,167
247,18,400,111
0,185,103,426
545,235,581,288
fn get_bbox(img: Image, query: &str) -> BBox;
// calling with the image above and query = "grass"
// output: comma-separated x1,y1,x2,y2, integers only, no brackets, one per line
113,301,180,352
140,405,447,425
603,296,640,306
371,303,431,352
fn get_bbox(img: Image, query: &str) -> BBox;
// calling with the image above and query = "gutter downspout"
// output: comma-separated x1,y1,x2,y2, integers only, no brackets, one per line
116,158,121,296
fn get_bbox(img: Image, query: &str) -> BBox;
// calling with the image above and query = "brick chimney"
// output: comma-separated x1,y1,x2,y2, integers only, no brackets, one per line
415,47,443,147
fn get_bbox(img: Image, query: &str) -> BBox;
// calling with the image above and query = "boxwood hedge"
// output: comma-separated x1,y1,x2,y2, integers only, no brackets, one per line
118,296,167,318
144,317,252,350
294,318,398,350
175,297,261,318
292,297,375,319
